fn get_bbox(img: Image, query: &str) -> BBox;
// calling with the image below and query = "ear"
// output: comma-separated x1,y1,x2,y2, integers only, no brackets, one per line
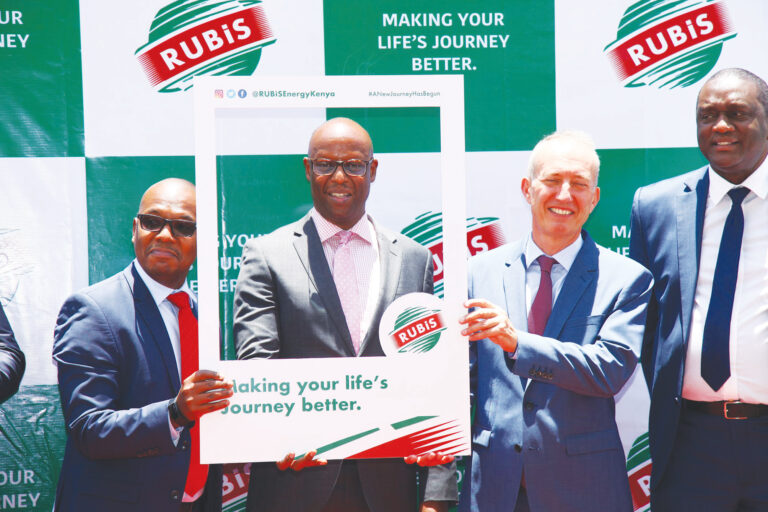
304,157,312,183
521,177,533,205
132,217,138,244
368,159,378,183
591,187,601,211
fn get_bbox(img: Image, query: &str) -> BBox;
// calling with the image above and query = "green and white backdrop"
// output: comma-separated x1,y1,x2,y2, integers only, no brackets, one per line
1,0,766,510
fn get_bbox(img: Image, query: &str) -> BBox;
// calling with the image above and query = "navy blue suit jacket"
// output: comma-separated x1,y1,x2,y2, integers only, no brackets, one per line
459,232,652,512
0,303,25,404
53,264,222,511
629,166,709,490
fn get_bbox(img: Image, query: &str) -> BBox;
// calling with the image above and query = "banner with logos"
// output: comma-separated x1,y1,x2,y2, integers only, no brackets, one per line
2,0,766,510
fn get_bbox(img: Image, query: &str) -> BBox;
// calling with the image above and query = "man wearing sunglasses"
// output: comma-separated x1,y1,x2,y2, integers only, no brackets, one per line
53,178,234,512
233,117,457,512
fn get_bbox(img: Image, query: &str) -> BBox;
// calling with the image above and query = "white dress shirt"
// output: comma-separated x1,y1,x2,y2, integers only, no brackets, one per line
310,209,381,350
683,160,768,403
133,260,195,444
523,232,583,314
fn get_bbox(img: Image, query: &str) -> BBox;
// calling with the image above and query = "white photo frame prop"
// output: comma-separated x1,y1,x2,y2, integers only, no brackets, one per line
194,75,469,463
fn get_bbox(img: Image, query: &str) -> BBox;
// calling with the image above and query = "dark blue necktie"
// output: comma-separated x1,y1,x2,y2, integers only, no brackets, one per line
701,187,750,391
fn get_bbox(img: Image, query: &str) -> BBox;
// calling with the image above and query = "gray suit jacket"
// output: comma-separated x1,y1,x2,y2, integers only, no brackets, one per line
459,232,653,512
233,214,456,512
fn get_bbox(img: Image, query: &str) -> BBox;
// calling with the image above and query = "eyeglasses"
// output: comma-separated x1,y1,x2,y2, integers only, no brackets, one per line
136,213,197,238
309,158,373,177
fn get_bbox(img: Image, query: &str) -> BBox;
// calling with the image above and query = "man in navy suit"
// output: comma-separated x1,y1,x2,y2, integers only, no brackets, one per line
0,304,25,404
459,131,653,511
53,178,234,511
630,68,768,511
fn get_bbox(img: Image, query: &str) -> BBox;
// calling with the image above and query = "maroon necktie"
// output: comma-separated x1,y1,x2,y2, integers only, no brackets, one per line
167,291,208,501
528,256,557,335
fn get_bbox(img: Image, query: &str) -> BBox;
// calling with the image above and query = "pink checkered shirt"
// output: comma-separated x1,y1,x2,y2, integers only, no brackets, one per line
310,209,381,345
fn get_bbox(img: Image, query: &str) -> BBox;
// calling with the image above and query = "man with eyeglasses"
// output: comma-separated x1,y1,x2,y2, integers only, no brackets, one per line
53,178,234,512
233,117,457,512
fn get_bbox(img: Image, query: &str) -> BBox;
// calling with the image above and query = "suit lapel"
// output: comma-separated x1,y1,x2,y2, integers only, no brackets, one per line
502,242,528,334
545,232,598,338
502,242,527,392
676,168,708,348
126,264,181,392
359,227,402,355
292,216,355,355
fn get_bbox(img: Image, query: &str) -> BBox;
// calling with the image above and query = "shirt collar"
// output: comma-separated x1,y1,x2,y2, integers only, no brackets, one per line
310,208,374,245
132,259,194,308
708,156,768,203
524,231,583,272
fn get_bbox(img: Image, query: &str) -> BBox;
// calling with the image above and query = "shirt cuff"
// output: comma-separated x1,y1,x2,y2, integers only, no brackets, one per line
168,412,184,445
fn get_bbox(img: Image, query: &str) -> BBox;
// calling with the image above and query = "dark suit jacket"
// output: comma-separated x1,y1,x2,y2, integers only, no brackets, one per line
629,166,709,490
52,263,222,511
233,214,456,512
0,303,25,404
459,232,653,512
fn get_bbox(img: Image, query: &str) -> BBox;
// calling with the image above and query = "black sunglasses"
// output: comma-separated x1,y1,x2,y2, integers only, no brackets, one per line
136,213,197,238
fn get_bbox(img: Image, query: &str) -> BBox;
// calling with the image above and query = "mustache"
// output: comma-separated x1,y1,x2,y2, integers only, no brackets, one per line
146,243,181,258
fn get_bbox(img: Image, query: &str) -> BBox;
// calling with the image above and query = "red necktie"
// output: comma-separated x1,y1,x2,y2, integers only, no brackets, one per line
528,256,557,335
167,291,208,501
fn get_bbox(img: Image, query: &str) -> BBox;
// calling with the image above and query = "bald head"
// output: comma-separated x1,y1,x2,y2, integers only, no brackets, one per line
138,178,196,213
303,117,378,230
133,178,197,289
308,118,374,159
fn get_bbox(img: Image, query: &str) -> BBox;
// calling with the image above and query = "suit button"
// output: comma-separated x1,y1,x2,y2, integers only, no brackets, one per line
524,401,535,411
674,396,680,404
170,490,181,501
514,444,522,453
181,442,189,450
528,368,536,377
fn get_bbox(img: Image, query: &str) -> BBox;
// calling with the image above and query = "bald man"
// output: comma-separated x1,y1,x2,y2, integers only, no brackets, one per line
53,178,233,512
234,118,457,512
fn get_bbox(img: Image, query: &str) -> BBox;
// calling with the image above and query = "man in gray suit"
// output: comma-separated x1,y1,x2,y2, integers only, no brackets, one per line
233,117,456,512
459,131,653,511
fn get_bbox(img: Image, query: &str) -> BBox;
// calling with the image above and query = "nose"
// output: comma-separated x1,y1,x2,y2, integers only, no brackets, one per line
713,114,733,132
556,182,572,200
330,164,348,182
155,222,175,240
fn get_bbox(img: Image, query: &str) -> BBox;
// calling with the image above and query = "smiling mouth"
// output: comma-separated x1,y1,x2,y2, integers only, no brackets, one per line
714,141,737,147
329,192,352,199
549,207,573,216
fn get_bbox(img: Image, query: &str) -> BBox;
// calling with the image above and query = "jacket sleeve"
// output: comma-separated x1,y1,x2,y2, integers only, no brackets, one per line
0,304,25,404
232,239,280,360
629,187,659,391
513,267,653,398
53,292,179,460
421,246,458,503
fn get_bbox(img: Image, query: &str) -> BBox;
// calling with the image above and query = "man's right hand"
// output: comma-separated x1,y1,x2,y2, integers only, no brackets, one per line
276,450,328,471
172,370,233,427
460,298,519,353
